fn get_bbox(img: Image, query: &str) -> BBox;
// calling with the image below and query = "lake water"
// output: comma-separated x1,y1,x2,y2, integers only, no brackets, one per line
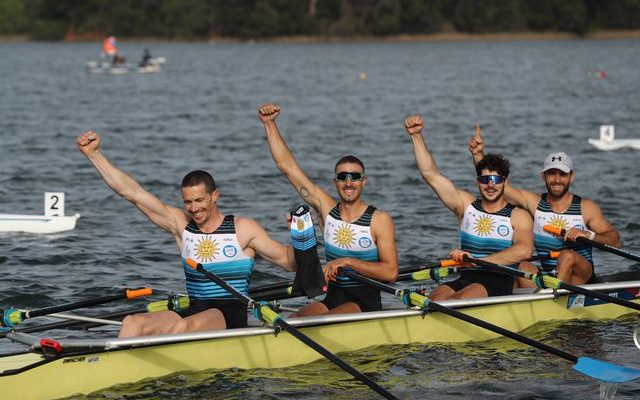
1,39,639,399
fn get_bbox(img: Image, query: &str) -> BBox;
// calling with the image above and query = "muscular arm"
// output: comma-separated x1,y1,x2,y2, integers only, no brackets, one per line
77,131,184,239
405,116,473,219
325,211,398,282
259,104,335,218
503,183,540,215
482,208,534,265
236,217,297,272
578,199,621,247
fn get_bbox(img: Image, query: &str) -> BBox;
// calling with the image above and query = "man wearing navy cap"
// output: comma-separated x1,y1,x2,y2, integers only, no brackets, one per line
469,131,621,286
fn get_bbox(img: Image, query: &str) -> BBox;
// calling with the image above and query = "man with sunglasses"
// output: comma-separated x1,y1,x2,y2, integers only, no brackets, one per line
76,130,298,337
468,127,621,286
404,115,533,300
258,103,398,316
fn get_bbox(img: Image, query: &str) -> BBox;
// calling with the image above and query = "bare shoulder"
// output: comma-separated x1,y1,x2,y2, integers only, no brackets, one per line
579,197,609,226
233,215,264,233
580,197,602,213
512,206,533,225
371,209,395,229
168,206,189,232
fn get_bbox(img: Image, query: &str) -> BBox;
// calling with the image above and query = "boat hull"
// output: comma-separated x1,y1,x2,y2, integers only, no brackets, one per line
2,282,639,400
588,138,640,150
0,213,80,234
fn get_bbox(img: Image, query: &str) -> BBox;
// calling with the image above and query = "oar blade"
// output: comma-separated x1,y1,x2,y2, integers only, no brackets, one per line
574,357,640,383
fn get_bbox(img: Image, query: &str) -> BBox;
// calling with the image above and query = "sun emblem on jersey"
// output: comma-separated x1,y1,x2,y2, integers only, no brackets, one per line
195,237,219,262
474,216,495,236
333,224,355,248
296,217,305,232
548,216,568,230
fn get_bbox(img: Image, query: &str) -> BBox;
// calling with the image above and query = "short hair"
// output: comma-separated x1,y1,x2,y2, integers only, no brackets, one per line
475,154,510,178
181,170,216,193
334,155,365,173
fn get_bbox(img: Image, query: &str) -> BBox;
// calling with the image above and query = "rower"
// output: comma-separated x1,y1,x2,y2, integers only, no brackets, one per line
258,103,398,316
101,36,118,60
468,127,621,286
139,48,152,67
403,115,533,300
76,130,298,337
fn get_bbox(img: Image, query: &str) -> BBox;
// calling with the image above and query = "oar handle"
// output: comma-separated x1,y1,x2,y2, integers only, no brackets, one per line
543,225,640,262
126,287,153,299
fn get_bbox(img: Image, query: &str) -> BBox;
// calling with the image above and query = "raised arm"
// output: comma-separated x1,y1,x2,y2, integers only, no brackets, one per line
467,124,539,213
404,115,473,219
323,210,398,283
235,217,297,272
258,103,335,218
76,131,184,238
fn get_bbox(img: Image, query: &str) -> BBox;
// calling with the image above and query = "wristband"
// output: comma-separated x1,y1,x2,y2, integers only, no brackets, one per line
586,230,596,240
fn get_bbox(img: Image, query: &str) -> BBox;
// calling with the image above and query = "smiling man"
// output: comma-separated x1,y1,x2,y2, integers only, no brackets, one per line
76,131,297,337
404,115,533,300
469,129,621,286
258,103,398,316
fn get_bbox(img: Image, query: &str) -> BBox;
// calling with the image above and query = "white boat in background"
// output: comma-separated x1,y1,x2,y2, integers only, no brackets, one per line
86,57,166,75
588,125,640,150
0,214,80,234
0,193,80,234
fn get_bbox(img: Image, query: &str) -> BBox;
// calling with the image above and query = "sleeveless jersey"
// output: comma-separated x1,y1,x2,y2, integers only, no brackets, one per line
181,215,254,300
533,194,593,271
324,205,379,287
460,199,515,273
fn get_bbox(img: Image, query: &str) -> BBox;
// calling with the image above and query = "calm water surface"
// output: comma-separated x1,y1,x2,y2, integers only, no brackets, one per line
1,39,639,399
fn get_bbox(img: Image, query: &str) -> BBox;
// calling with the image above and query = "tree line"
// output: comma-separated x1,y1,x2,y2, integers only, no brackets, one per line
1,0,639,40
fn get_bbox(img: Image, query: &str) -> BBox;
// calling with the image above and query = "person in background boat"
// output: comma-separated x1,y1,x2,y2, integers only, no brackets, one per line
101,35,125,66
404,115,533,300
468,127,621,287
101,36,118,60
139,48,152,67
76,130,297,337
258,103,398,316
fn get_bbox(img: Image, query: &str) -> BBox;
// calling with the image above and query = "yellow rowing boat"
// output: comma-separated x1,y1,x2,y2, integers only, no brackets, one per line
1,278,639,400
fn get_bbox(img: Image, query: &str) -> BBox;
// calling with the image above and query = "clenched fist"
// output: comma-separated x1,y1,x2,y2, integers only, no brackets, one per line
404,115,424,136
76,130,100,156
258,103,280,123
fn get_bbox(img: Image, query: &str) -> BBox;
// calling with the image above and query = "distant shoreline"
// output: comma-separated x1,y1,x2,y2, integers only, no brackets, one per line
2,30,640,44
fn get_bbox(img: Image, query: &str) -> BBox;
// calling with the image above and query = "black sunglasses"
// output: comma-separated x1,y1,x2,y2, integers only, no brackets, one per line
334,171,366,182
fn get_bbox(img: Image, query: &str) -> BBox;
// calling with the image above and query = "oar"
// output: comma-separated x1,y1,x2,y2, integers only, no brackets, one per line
398,266,459,282
463,256,640,312
248,260,461,295
1,287,152,328
342,270,640,383
185,258,397,400
47,313,122,326
397,254,561,283
544,225,640,262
